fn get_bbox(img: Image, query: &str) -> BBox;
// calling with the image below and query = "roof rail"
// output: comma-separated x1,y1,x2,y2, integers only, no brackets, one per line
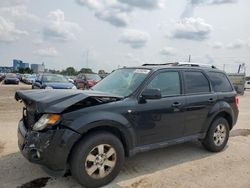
142,62,217,69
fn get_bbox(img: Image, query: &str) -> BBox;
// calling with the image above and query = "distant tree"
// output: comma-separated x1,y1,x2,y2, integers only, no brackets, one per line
61,67,77,75
50,69,60,74
246,76,250,80
79,68,93,74
98,70,106,74
17,67,33,74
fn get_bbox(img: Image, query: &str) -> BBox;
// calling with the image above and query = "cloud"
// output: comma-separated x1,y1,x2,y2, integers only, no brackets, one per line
208,0,238,5
76,0,165,27
226,39,245,49
76,0,132,27
182,0,238,18
208,41,223,49
119,29,150,48
95,7,131,27
247,39,250,48
0,5,39,22
43,9,81,42
117,0,164,10
189,0,237,5
0,0,29,7
170,17,212,41
0,16,28,43
160,47,176,55
33,47,59,57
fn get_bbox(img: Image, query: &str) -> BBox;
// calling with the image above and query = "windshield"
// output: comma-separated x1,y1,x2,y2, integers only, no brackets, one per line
42,74,69,83
85,74,101,81
92,68,150,97
28,75,36,79
6,74,17,78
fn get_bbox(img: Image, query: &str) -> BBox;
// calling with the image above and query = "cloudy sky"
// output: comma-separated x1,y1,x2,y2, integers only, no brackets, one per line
0,0,249,74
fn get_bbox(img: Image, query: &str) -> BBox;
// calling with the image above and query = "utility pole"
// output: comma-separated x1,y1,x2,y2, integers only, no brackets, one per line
86,49,89,68
188,55,191,62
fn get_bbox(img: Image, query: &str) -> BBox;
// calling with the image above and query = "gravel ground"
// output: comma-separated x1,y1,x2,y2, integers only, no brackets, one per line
0,83,249,188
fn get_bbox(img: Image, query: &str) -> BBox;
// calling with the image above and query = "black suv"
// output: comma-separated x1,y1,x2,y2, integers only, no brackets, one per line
16,63,239,188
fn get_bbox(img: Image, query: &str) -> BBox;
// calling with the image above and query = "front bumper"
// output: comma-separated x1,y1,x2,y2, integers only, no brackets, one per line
18,120,81,173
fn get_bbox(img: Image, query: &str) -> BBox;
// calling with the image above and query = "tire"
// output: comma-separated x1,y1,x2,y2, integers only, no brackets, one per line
202,117,230,152
70,131,125,188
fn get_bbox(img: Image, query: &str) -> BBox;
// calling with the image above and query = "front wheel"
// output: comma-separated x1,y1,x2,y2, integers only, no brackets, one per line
202,117,230,152
70,132,124,188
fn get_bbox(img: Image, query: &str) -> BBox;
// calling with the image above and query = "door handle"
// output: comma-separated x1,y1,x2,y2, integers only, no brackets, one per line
172,102,182,107
208,98,215,103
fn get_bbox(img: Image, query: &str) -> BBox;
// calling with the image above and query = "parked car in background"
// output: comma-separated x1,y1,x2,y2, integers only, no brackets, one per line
65,76,76,84
0,73,5,82
74,73,101,89
4,73,19,84
32,73,77,89
245,81,250,89
21,74,30,82
16,63,239,187
23,74,37,84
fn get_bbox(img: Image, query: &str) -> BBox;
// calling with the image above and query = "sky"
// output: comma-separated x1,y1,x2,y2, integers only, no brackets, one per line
0,0,249,74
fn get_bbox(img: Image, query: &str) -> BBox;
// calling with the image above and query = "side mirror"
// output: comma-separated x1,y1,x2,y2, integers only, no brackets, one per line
141,88,162,101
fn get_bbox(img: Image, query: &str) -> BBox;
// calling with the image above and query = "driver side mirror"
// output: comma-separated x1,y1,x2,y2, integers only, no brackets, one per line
140,88,162,103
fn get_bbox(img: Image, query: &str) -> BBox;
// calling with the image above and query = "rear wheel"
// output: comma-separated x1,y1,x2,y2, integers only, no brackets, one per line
202,117,229,152
70,131,124,188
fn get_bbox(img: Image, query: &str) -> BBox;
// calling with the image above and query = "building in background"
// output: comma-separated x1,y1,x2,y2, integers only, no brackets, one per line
13,59,29,71
0,67,13,73
31,63,45,73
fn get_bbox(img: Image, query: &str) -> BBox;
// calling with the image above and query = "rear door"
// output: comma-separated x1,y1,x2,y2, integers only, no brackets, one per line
182,70,216,136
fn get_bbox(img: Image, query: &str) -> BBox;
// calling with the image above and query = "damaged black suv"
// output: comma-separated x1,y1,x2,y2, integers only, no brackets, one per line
16,63,239,188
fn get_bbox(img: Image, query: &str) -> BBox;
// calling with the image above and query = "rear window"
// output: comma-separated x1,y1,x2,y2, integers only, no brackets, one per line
184,71,210,94
207,72,233,92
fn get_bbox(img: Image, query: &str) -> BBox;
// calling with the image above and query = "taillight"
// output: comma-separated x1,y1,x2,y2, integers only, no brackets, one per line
235,96,239,109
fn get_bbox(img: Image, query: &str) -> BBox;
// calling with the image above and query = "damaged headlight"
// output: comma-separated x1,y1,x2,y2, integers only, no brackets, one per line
33,114,60,131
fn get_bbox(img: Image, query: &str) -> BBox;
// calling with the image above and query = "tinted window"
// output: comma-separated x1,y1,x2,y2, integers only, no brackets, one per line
207,72,233,92
147,71,181,96
184,71,210,94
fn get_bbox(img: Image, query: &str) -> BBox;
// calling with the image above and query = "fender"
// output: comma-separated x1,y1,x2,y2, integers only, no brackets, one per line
202,101,234,133
63,111,137,155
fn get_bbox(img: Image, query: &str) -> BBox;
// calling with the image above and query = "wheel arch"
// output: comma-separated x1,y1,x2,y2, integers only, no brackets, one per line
67,120,136,167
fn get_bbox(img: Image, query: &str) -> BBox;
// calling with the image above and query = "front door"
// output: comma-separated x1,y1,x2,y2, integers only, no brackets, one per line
132,70,187,146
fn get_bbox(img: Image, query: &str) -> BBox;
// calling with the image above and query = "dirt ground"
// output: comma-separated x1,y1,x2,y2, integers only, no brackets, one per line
0,83,249,188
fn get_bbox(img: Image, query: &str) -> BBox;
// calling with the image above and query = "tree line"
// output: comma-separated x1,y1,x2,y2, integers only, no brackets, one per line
14,67,108,76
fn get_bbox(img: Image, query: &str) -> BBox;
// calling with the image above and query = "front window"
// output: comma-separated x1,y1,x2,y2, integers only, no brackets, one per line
42,74,69,83
92,68,151,97
147,71,181,97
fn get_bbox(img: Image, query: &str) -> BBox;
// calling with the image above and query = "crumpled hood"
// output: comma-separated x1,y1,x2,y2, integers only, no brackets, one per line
15,89,123,114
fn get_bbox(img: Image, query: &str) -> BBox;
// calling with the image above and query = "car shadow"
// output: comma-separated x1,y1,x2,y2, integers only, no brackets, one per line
0,141,218,188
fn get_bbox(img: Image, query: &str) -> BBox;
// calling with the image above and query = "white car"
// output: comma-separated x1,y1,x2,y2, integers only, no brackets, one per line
245,81,250,89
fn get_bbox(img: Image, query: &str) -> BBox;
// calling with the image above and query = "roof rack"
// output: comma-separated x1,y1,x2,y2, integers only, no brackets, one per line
142,62,217,69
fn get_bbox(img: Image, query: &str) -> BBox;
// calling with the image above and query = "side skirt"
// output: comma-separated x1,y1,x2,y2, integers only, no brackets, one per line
129,133,206,156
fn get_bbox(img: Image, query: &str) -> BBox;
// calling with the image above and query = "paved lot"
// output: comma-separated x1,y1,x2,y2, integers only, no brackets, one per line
0,83,250,188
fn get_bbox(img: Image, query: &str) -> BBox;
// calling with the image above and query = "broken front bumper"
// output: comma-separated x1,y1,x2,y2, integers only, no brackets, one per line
17,120,81,174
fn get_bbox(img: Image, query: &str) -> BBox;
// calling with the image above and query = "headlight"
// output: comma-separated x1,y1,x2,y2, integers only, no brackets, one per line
33,114,60,131
72,85,77,89
45,86,53,89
